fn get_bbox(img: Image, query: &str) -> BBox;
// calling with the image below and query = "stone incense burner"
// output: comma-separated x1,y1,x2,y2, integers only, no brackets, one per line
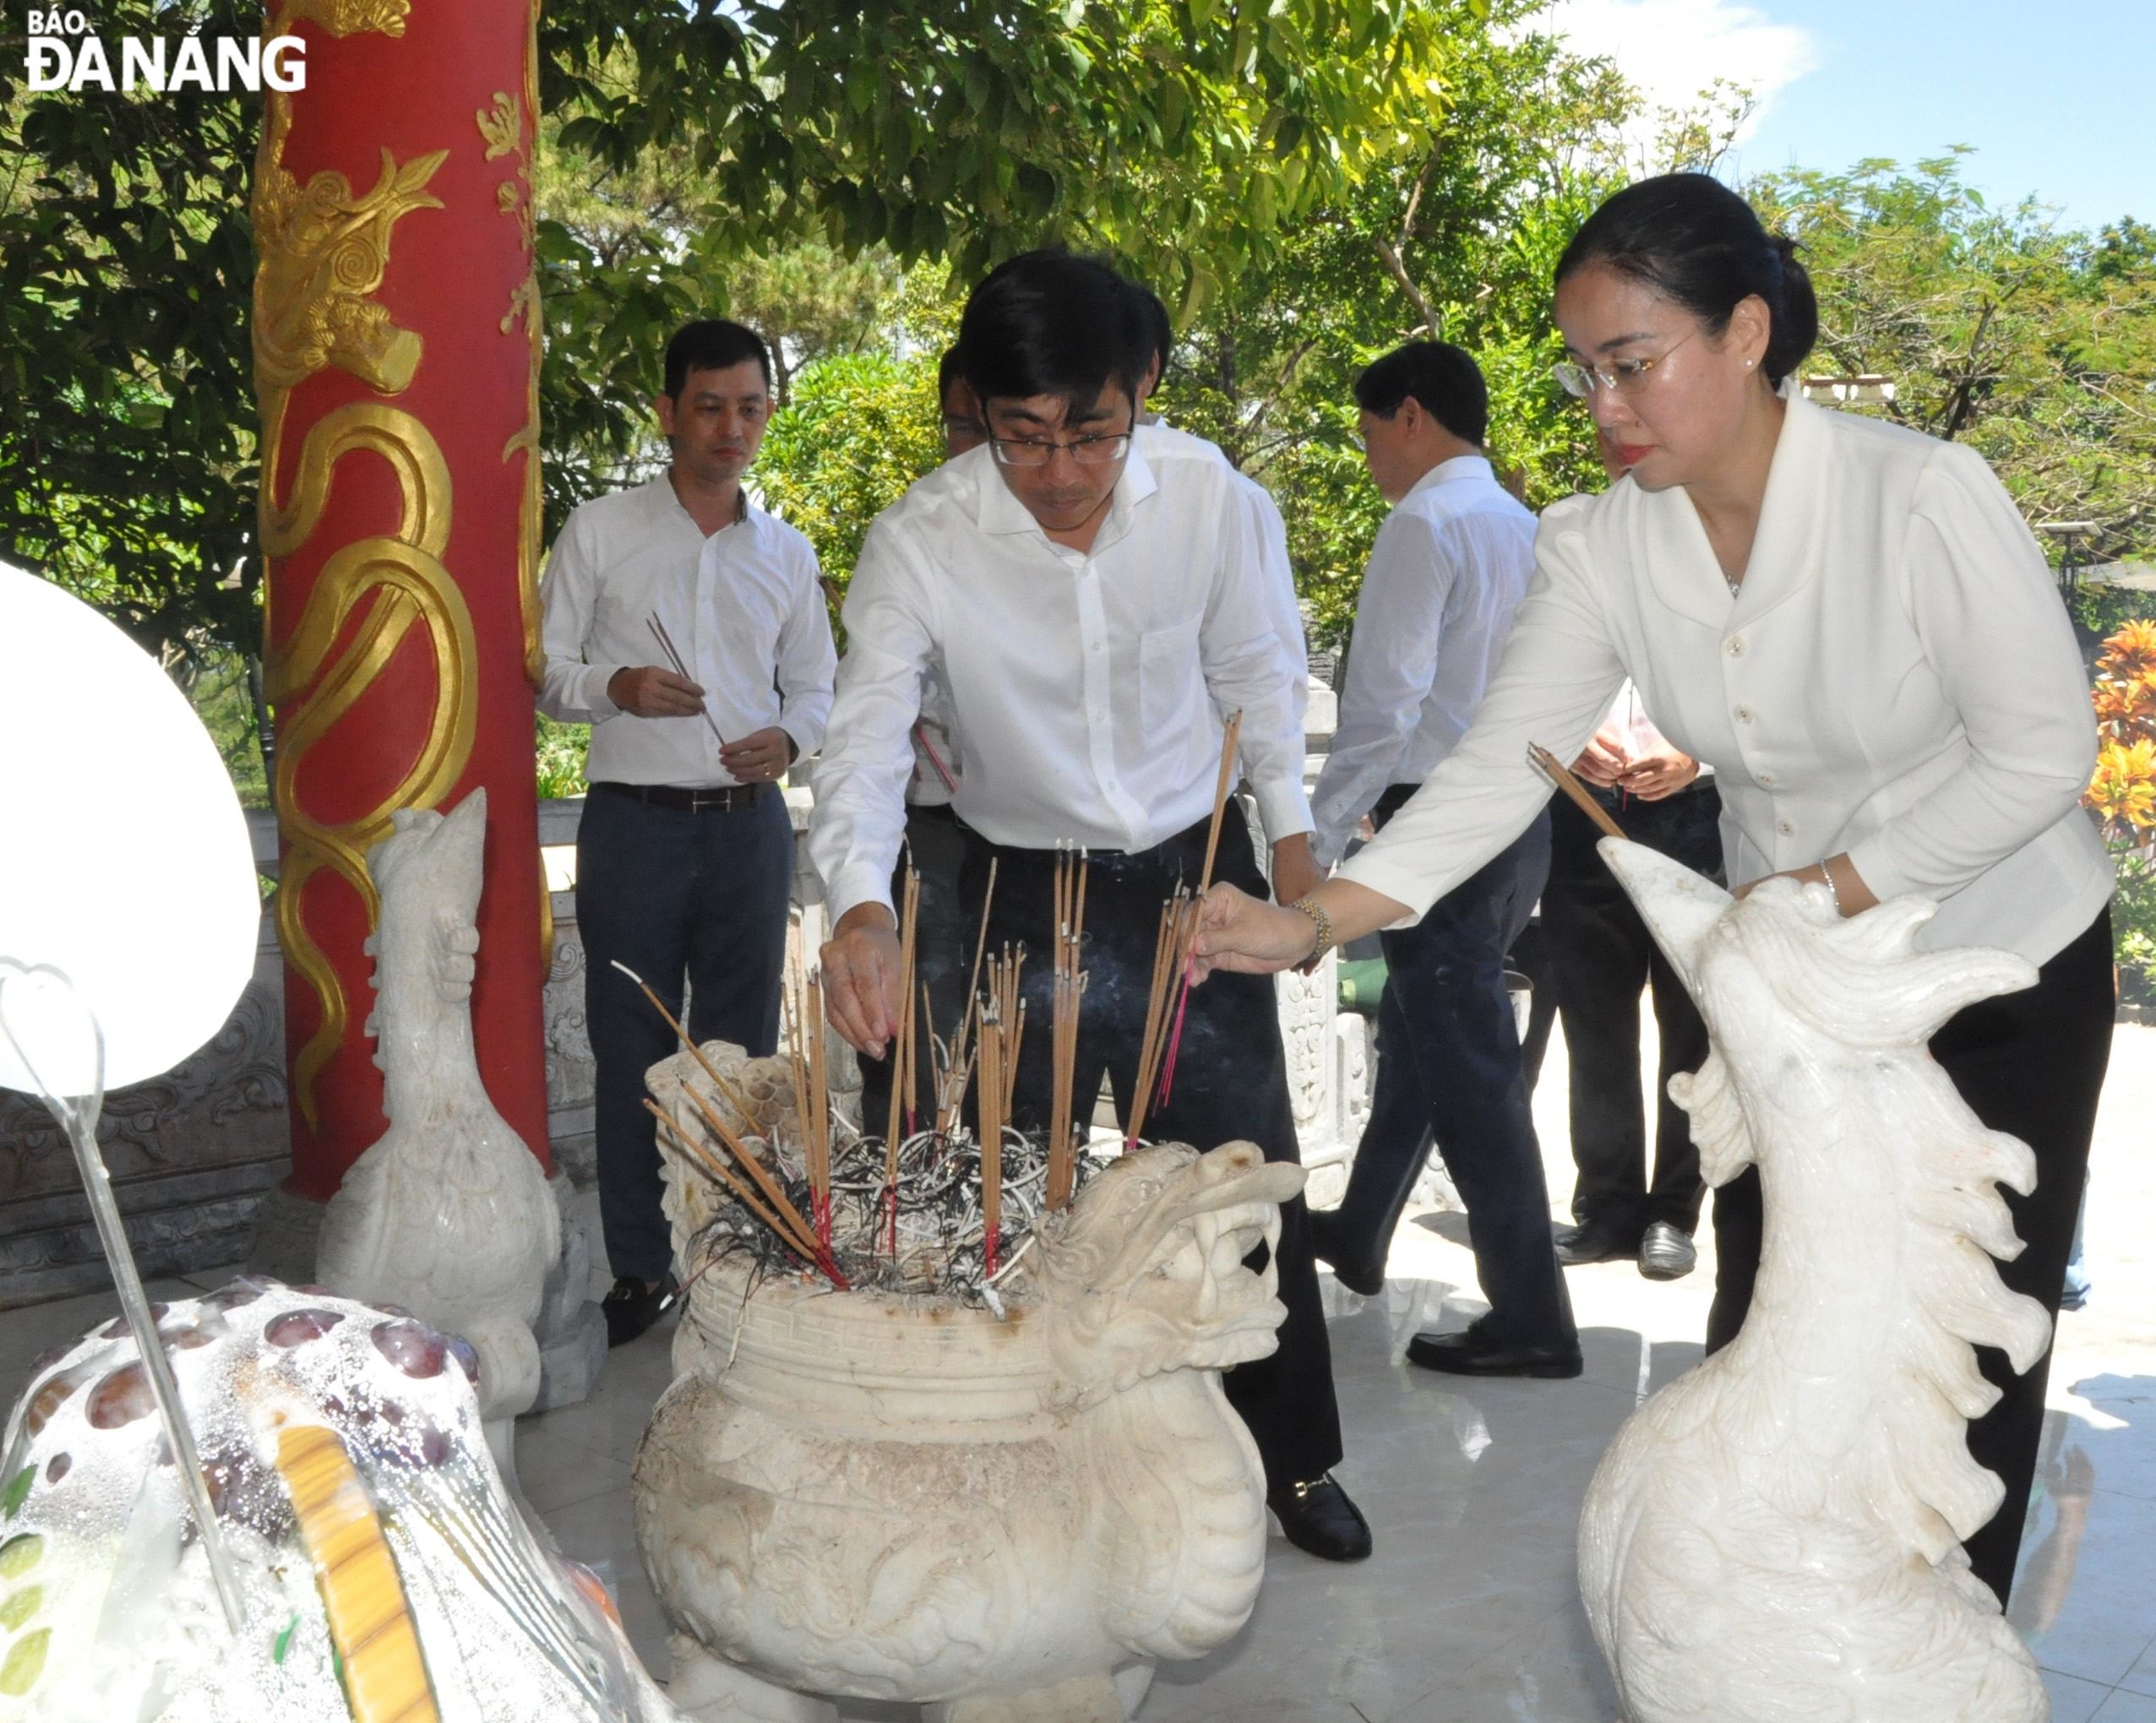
631,1051,1300,1723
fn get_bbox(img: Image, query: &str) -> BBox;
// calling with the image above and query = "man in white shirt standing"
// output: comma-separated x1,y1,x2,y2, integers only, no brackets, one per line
1307,341,1579,1378
814,249,1369,1562
540,319,836,1347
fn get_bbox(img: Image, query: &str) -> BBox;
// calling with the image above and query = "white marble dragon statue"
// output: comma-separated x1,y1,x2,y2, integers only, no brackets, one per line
1578,840,2053,1723
0,1277,674,1722
633,1063,1303,1723
316,790,559,1432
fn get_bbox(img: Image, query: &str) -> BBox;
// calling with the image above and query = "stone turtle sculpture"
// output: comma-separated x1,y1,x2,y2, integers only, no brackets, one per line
1579,840,2051,1723
0,1277,673,1722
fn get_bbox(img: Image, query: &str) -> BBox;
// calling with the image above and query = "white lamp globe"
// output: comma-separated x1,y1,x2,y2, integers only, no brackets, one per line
0,564,262,1098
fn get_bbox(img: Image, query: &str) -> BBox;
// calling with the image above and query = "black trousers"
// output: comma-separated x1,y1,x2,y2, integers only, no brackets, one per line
1333,794,1575,1349
1707,905,2115,1606
1543,783,1723,1240
858,803,971,1133
959,813,1344,1487
576,785,795,1284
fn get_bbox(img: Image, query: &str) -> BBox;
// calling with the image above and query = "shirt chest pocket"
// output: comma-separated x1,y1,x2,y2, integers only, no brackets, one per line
1138,614,1205,738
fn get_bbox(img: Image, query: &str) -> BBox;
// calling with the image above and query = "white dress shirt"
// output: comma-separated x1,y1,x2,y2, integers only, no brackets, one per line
810,439,1311,924
538,477,836,788
1309,455,1538,866
1136,421,1309,723
1340,393,2112,965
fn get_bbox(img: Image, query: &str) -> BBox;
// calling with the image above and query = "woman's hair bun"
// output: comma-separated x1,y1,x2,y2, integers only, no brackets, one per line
1558,175,1819,388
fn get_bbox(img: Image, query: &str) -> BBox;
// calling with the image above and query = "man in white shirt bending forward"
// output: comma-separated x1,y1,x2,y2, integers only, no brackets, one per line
539,319,836,1347
1307,340,1580,1378
814,248,1369,1562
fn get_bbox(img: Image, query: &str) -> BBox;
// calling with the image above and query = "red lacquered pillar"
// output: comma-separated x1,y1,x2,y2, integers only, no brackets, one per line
252,0,550,1200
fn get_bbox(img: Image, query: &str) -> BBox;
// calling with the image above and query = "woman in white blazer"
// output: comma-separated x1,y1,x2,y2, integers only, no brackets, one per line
1194,173,2115,1605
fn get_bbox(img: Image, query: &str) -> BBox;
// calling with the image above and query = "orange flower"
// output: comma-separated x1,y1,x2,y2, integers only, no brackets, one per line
2103,619,2156,671
2088,737,2156,834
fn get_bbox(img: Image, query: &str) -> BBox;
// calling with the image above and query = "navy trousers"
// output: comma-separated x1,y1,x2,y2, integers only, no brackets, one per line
575,784,795,1284
961,813,1346,1487
1334,797,1575,1348
1542,781,1724,1242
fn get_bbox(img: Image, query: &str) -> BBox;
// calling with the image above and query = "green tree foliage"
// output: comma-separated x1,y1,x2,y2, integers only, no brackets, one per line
3,0,1462,676
1751,155,2156,565
755,351,945,591
1150,13,1632,647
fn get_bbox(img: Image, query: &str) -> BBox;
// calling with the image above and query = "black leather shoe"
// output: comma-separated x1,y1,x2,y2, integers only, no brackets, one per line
1406,1318,1582,1379
1309,1209,1386,1298
602,1273,676,1347
1268,1474,1373,1562
1554,1221,1639,1266
1637,1221,1697,1281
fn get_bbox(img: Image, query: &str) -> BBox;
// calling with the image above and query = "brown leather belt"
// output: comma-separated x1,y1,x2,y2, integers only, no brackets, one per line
592,780,768,813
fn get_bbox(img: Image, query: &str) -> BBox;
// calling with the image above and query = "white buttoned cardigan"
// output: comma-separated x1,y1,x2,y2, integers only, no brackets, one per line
1341,391,2114,965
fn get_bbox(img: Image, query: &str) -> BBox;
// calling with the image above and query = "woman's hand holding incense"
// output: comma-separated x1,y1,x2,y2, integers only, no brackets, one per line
821,904,905,1057
1190,878,1408,980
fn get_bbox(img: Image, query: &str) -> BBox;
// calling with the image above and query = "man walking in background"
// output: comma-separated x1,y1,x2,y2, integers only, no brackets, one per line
1306,340,1578,1378
539,318,836,1346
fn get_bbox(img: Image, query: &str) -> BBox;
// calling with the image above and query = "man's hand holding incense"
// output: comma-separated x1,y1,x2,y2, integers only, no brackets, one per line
607,664,706,718
821,904,905,1057
721,725,794,783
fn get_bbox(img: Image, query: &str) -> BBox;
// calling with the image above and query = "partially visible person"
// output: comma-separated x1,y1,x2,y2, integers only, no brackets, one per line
1188,173,2114,1605
858,347,979,1133
1303,340,1577,1381
1125,283,1309,736
1544,682,1721,1280
812,249,1367,1562
540,318,836,1346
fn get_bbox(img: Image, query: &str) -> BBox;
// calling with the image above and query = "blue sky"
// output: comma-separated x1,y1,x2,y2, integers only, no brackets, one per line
1542,0,2153,232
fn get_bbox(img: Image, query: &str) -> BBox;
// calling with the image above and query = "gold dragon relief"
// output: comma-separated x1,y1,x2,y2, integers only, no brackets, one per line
251,0,482,1126
478,3,547,691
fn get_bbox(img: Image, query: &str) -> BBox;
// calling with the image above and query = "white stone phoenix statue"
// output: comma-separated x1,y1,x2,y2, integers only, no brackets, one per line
316,789,559,1433
1579,840,2052,1723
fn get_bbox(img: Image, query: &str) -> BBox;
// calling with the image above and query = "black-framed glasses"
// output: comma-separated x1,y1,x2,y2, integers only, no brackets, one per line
1552,328,1701,399
988,427,1134,467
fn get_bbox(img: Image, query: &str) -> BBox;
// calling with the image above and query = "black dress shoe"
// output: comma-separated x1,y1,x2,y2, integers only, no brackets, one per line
1553,1220,1640,1266
602,1273,676,1347
1268,1474,1373,1562
1406,1318,1582,1379
1309,1209,1386,1298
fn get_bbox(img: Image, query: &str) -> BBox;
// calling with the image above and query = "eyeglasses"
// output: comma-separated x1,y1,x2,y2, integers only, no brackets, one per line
988,428,1133,467
1551,328,1700,399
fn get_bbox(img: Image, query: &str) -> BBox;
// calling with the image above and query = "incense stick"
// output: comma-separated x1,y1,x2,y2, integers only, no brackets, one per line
883,867,920,1253
1156,710,1243,1104
1047,845,1090,1209
611,959,759,1120
647,614,729,748
1125,890,1193,1150
1528,742,1628,840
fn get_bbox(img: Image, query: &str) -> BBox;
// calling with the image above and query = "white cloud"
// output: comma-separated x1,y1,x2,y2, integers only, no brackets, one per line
1534,0,1820,145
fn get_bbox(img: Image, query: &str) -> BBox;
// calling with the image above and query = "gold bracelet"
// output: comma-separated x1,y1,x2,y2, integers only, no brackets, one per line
1288,896,1333,961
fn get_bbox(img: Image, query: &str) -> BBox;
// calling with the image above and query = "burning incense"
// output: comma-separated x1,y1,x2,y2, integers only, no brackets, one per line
977,1000,1004,1278
611,959,758,1120
1046,845,1090,1209
1157,711,1244,1105
884,867,920,1200
646,614,728,748
1528,742,1628,840
1126,890,1195,1150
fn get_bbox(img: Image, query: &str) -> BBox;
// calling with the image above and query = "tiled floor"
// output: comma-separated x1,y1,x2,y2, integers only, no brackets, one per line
8,1022,2155,1720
